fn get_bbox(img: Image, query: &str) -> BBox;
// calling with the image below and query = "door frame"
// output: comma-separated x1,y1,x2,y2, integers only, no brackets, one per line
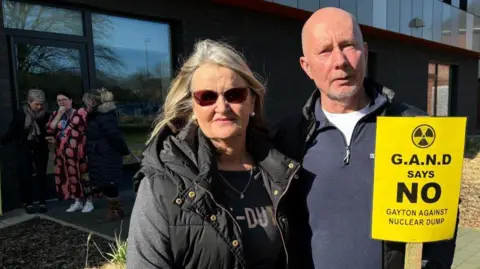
8,36,90,110
6,37,91,203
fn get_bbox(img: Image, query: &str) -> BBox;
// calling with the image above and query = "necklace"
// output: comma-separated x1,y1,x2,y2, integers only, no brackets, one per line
218,169,253,199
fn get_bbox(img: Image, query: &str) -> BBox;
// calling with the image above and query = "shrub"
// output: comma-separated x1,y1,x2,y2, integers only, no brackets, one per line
85,221,127,269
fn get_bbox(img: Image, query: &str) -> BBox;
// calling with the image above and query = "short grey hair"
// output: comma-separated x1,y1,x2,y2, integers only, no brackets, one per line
27,89,46,103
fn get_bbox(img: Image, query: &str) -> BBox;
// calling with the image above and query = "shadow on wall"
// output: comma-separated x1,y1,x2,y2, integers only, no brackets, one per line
465,136,480,159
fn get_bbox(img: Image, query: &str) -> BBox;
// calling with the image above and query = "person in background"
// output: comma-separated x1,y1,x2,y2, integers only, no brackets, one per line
46,92,91,212
83,88,131,221
272,7,458,269
127,39,302,269
0,89,50,214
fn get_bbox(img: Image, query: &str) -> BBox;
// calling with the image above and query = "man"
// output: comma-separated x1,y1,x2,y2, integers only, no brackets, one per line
274,7,458,269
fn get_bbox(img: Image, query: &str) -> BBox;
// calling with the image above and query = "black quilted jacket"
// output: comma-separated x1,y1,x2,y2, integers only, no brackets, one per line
85,107,129,186
127,123,304,269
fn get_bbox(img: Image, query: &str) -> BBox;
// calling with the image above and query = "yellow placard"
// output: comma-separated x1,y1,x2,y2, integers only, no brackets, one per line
371,116,466,243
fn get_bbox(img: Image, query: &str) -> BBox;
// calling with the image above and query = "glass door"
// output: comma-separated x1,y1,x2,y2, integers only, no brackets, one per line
10,37,89,110
9,37,89,201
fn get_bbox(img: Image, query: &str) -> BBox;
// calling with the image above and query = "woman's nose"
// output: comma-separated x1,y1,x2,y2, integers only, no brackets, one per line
214,96,230,113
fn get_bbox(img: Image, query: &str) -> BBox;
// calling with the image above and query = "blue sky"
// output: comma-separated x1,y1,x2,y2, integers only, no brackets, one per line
93,14,172,77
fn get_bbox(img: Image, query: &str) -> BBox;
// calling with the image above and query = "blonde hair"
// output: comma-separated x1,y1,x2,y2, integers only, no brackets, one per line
83,87,114,106
148,39,268,144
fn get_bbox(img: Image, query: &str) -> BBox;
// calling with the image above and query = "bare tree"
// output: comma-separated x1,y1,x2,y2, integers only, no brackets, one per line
3,1,124,75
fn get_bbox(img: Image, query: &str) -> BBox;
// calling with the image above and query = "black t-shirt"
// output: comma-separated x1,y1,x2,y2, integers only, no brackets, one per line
213,168,283,269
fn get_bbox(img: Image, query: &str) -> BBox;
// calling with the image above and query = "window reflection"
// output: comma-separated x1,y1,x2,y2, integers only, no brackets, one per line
373,0,387,29
442,4,452,45
319,0,339,8
92,14,172,130
357,0,374,27
339,0,356,16
2,0,83,35
386,0,400,32
400,0,412,36
473,15,480,51
423,0,435,40
467,0,480,17
468,0,474,13
274,0,298,7
412,0,423,38
451,7,460,47
15,44,83,110
298,0,319,12
14,43,84,176
427,63,451,116
457,9,467,48
466,13,474,49
433,0,443,42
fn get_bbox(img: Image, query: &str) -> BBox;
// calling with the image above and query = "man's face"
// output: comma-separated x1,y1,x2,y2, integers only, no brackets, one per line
300,22,368,102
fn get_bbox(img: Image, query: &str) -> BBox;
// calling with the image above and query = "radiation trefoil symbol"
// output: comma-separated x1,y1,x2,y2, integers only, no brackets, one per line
411,124,436,149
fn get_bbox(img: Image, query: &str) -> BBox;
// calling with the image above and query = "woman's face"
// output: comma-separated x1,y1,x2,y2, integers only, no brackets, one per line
57,94,72,109
29,100,44,112
191,63,255,141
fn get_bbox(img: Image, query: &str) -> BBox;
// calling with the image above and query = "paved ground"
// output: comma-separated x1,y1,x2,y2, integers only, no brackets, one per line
43,190,135,241
2,196,480,268
453,227,480,269
0,190,135,240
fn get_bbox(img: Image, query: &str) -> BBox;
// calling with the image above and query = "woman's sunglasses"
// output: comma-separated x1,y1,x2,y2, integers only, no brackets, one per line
192,87,249,107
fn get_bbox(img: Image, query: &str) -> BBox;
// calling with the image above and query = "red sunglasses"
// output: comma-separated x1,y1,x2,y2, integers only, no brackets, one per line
192,87,249,107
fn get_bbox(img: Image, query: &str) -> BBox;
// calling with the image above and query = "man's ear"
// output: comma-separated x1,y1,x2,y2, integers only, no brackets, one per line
300,56,314,80
363,42,369,63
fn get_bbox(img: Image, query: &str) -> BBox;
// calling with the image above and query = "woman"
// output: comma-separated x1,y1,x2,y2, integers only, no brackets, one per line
0,89,50,214
46,92,91,212
127,39,301,269
83,88,131,221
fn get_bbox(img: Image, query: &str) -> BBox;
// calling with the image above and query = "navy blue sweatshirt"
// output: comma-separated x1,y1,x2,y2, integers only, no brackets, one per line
302,93,387,269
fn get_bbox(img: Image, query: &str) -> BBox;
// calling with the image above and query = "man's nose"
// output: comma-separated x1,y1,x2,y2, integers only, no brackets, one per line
331,47,347,68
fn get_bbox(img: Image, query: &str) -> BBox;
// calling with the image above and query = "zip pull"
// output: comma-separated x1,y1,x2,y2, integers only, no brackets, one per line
343,146,351,165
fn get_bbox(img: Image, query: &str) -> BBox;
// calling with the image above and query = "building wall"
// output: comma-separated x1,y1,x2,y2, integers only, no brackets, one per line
0,0,312,211
0,0,20,211
366,34,478,128
269,0,480,54
55,0,313,122
2,0,474,126
0,0,478,211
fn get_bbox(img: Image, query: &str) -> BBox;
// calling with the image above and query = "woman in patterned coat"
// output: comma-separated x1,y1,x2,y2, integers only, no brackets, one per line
46,92,92,212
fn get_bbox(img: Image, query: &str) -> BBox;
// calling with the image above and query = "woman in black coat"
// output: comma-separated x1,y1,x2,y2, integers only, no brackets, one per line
127,40,303,269
82,88,131,221
0,89,50,214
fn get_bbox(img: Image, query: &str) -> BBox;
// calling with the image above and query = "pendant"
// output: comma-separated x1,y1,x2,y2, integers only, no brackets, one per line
240,193,244,199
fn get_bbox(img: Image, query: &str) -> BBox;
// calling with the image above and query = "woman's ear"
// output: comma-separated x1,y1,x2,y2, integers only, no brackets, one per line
250,93,256,115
